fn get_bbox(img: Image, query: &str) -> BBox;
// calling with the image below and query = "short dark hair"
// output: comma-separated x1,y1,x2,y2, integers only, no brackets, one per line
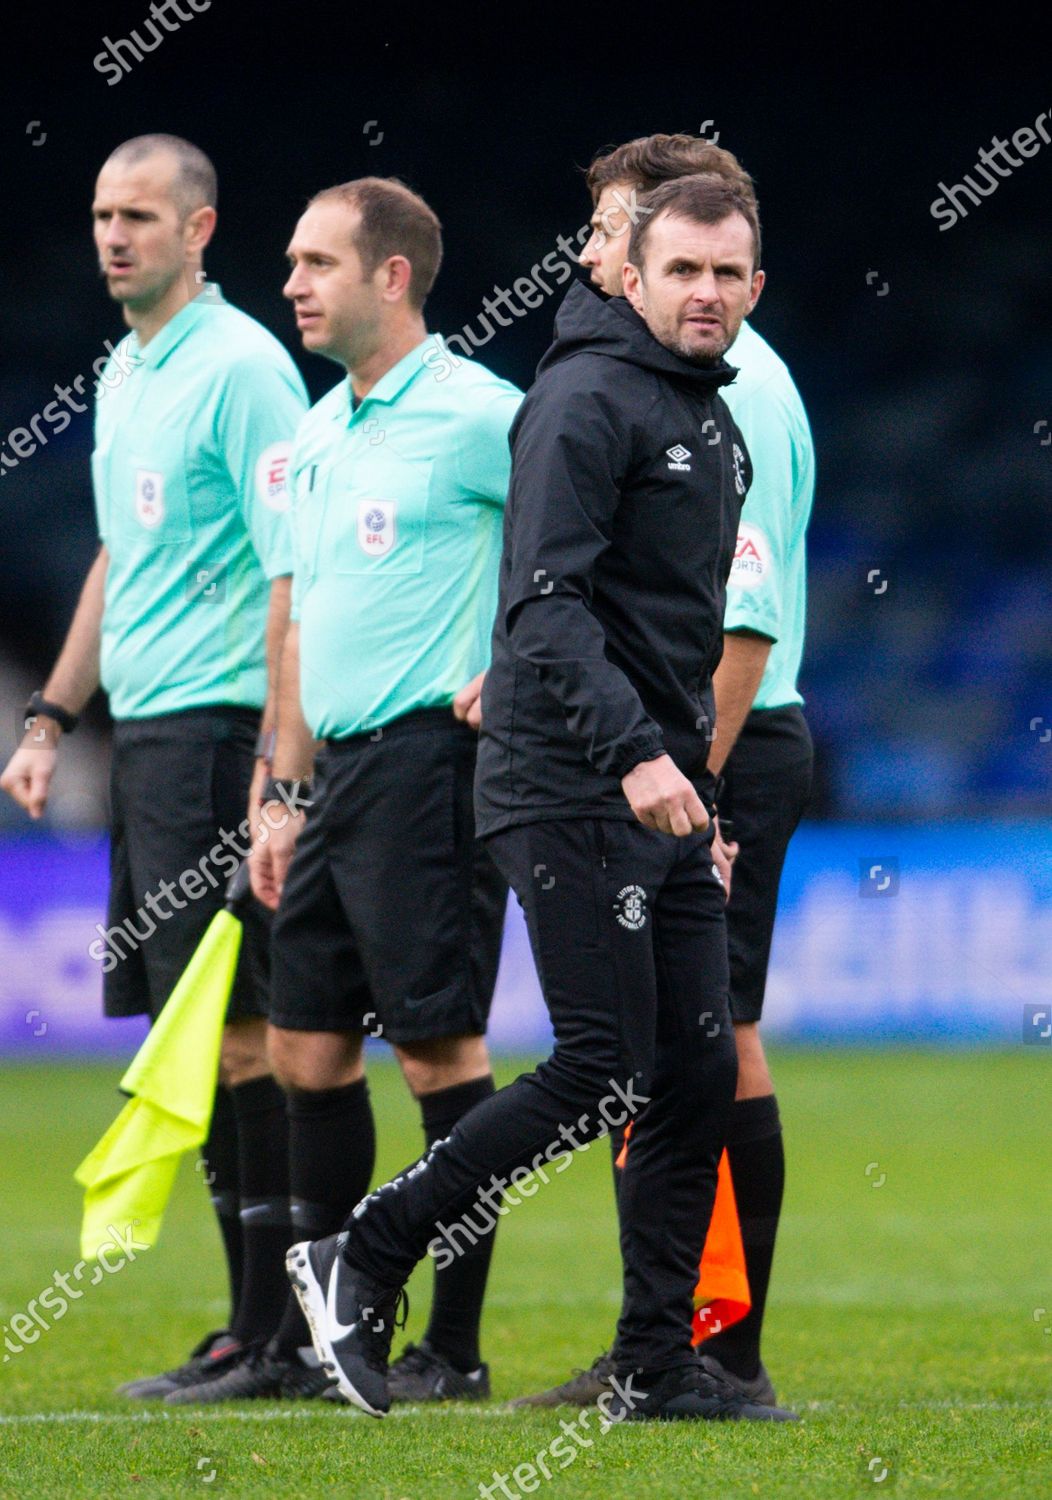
587,133,757,208
309,177,443,309
105,133,217,218
627,174,762,274
587,133,760,269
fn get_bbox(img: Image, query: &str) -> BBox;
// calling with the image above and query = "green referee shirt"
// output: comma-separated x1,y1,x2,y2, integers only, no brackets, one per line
289,335,522,739
720,319,815,710
92,286,308,720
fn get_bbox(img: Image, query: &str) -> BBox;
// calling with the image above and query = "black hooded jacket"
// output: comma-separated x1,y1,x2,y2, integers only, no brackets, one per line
475,279,751,836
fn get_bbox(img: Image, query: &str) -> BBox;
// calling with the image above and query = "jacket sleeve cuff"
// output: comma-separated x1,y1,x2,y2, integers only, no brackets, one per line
607,730,666,781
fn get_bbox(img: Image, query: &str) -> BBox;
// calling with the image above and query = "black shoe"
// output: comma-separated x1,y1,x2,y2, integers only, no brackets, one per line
116,1330,243,1400
508,1348,615,1409
165,1342,340,1404
388,1341,490,1404
697,1352,778,1407
603,1361,799,1422
286,1232,407,1417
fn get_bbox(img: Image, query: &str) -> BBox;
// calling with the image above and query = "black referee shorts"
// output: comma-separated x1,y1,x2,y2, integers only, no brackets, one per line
722,704,813,1024
103,706,269,1023
269,708,507,1046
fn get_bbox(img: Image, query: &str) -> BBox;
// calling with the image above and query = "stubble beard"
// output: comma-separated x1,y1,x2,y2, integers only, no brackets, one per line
669,327,728,368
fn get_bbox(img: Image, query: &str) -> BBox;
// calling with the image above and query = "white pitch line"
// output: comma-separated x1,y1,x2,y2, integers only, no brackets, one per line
0,1406,513,1426
0,1399,1049,1426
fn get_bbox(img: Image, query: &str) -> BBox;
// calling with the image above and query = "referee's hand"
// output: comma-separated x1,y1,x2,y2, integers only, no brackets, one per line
250,803,304,910
621,755,709,838
453,670,485,731
1,743,58,820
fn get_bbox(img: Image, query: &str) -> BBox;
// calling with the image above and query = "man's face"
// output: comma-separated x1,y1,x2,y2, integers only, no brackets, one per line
622,210,764,365
579,180,641,296
283,201,383,367
92,153,203,312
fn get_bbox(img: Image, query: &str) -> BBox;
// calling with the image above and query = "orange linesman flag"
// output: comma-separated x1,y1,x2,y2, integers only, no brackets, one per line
616,1124,750,1342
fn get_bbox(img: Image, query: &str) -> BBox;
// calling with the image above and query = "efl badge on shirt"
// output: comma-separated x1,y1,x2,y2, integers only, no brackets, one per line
255,441,292,513
134,469,165,529
356,499,397,557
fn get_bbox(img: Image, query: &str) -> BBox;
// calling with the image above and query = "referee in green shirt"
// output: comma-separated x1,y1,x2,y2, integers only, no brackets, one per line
1,135,308,1397
184,176,522,1406
512,133,814,1411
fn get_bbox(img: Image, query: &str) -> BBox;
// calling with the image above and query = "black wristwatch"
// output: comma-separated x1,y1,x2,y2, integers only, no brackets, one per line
260,775,313,810
24,691,78,737
255,728,276,765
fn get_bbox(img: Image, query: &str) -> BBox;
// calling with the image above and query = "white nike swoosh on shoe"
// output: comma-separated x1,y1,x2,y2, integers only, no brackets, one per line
325,1258,358,1341
289,1244,385,1418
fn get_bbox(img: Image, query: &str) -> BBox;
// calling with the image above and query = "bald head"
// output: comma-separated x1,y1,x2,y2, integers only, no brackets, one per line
104,133,216,220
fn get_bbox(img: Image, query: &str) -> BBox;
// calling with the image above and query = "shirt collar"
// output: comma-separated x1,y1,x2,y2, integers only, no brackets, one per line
132,283,225,369
336,334,439,424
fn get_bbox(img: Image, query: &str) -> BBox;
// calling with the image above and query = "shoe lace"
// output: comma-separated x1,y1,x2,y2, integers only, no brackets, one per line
569,1348,614,1381
358,1287,410,1372
175,1335,242,1384
691,1363,749,1415
210,1346,269,1390
187,1329,233,1362
392,1341,433,1374
222,1338,269,1370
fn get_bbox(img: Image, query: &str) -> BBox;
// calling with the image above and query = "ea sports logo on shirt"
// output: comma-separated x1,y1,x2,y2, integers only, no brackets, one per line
356,498,397,556
730,522,771,591
255,441,292,513
614,884,648,931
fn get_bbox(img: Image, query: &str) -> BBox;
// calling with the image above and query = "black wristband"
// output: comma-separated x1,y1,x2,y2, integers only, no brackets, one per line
260,775,313,811
24,691,78,737
255,727,276,764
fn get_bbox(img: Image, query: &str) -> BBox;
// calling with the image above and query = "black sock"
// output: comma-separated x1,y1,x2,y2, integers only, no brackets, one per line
202,1085,242,1329
701,1094,784,1380
421,1075,497,1373
229,1075,292,1345
272,1078,376,1357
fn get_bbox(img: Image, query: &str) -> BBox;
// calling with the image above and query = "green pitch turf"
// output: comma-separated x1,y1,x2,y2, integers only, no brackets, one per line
0,1050,1048,1499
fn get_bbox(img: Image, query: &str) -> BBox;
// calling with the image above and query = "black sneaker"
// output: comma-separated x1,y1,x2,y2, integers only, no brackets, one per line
508,1348,615,1409
697,1352,778,1407
388,1341,490,1404
602,1361,799,1422
165,1342,340,1404
286,1233,407,1417
116,1330,243,1400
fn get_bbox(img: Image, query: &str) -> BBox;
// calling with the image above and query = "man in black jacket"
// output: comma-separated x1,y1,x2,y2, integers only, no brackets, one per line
286,176,797,1423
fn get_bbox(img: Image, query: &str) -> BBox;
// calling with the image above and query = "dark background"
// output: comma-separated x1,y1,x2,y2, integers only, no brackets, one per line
1,3,1049,821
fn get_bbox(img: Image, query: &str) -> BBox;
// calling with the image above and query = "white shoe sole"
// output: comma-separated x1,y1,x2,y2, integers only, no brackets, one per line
285,1241,385,1418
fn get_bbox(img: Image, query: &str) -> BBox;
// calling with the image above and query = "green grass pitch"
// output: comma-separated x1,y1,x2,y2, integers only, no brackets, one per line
0,1050,1048,1498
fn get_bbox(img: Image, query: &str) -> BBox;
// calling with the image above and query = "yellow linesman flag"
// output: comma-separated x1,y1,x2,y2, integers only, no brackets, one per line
74,907,243,1261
